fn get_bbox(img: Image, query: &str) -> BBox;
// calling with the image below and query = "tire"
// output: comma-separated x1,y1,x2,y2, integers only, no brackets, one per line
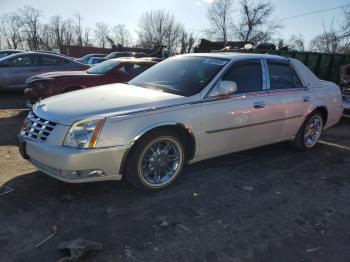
125,129,186,191
291,111,324,150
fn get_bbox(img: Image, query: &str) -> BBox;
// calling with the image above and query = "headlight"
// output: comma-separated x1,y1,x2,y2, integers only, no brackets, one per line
63,117,105,148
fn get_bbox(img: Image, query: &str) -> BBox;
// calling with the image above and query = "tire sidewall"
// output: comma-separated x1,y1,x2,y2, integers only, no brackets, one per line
303,113,323,149
294,112,324,150
126,130,186,191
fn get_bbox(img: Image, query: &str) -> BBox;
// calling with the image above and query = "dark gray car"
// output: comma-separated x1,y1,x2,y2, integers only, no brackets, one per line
0,52,88,90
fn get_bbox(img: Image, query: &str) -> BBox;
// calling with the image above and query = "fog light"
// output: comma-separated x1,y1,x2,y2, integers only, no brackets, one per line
60,169,106,180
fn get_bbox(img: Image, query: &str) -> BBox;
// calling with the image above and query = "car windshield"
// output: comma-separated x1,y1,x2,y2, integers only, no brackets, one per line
129,56,228,96
87,60,120,74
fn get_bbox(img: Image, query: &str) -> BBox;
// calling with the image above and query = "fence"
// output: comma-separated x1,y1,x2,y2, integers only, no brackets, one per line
215,49,350,83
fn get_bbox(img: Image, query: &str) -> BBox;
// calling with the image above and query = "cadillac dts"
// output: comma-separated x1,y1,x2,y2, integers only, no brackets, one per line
18,53,343,190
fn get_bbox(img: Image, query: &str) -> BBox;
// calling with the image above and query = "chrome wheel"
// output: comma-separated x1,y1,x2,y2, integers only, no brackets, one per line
304,115,323,148
138,137,184,187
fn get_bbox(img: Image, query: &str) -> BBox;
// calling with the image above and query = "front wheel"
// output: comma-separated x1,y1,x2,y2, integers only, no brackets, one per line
125,130,186,191
291,112,324,150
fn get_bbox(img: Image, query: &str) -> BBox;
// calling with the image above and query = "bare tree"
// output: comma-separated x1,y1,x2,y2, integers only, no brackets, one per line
310,32,339,53
235,0,280,44
94,22,109,48
309,22,339,53
62,18,75,46
180,31,196,54
74,13,84,46
165,22,184,54
50,15,65,48
137,10,184,54
288,34,305,52
19,6,42,50
83,27,92,47
338,7,350,53
112,24,132,47
206,0,233,45
0,12,23,49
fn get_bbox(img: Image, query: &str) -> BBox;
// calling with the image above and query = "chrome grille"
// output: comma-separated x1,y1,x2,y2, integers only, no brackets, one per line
20,111,57,142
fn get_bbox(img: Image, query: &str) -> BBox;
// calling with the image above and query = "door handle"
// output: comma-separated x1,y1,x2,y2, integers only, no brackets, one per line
302,96,311,102
254,101,266,109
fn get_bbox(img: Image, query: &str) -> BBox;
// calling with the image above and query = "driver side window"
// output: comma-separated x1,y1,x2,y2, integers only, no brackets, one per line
222,60,263,93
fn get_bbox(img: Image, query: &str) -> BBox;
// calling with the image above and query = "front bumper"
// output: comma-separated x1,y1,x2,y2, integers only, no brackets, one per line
18,135,126,183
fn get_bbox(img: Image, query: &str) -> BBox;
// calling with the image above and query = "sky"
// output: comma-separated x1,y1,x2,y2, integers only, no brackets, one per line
0,0,349,46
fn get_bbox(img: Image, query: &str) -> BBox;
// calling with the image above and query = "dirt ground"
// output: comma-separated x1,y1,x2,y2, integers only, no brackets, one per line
1,92,350,262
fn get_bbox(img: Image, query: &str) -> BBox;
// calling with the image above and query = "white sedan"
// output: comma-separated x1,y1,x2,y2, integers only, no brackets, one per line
18,53,343,190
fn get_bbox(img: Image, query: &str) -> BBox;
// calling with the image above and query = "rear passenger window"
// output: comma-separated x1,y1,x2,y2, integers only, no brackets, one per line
268,61,295,89
291,66,304,88
223,61,262,93
40,55,68,66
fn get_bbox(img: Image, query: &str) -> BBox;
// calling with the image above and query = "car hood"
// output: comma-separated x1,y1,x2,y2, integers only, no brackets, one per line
31,71,92,79
33,83,188,125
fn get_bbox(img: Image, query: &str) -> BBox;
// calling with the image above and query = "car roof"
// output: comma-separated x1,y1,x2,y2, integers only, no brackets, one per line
179,52,288,61
111,58,158,64
84,53,106,56
0,49,24,53
1,51,75,61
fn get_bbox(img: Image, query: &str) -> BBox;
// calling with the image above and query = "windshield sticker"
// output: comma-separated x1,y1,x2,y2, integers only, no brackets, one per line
203,59,227,66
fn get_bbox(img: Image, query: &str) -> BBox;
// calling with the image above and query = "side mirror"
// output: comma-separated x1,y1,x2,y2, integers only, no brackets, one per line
209,80,237,97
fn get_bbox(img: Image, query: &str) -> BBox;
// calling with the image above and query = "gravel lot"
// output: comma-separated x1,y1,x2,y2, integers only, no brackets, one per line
1,92,350,262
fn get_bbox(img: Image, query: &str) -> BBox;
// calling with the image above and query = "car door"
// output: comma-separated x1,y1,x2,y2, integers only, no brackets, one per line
265,59,312,139
200,59,286,158
0,54,39,89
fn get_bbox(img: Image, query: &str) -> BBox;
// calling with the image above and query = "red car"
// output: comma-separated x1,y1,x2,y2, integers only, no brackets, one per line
24,58,157,106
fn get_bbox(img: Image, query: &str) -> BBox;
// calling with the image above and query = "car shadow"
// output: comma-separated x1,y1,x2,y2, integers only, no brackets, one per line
0,90,27,110
1,132,350,262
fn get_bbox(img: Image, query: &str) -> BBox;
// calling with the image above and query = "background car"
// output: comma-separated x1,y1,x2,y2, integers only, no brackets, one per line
87,56,107,65
0,52,88,90
76,53,108,64
24,58,158,105
105,51,144,59
140,57,164,62
0,49,24,59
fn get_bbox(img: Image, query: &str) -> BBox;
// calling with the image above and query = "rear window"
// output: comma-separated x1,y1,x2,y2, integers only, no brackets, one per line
40,55,68,66
268,61,295,89
291,65,304,88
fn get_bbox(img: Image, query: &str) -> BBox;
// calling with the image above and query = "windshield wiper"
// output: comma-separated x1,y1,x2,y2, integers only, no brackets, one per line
135,82,182,95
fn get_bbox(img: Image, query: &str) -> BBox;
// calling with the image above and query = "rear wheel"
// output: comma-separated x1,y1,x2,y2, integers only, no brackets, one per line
125,130,186,191
291,112,323,150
